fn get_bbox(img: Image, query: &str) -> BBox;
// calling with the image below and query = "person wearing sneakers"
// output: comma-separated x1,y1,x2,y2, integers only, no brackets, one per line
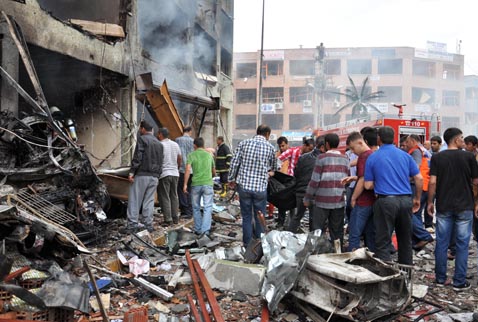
427,127,478,291
125,121,163,233
184,137,216,236
157,128,182,226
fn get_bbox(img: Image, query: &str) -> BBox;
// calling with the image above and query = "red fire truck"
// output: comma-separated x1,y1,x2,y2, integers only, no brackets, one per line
315,116,440,153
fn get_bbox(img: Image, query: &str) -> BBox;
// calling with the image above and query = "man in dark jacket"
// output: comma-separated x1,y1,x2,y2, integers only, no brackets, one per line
125,121,163,233
216,136,232,197
288,137,320,233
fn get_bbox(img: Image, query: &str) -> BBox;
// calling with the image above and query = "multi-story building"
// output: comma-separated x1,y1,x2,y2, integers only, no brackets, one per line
464,75,478,135
233,46,464,145
0,0,233,167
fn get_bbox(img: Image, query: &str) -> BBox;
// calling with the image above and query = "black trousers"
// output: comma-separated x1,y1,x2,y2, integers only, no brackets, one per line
313,207,345,246
373,195,413,265
287,194,314,233
177,172,192,217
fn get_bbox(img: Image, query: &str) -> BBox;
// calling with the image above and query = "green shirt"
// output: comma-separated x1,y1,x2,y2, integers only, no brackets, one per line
187,149,214,186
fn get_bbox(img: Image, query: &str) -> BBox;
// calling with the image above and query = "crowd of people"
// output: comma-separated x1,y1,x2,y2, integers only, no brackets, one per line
125,120,478,293
228,124,478,293
124,121,231,239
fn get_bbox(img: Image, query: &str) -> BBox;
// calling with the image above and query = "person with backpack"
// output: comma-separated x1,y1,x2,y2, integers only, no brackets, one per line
406,134,434,250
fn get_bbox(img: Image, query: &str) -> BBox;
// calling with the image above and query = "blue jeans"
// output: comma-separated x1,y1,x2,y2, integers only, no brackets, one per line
238,186,267,246
191,185,214,234
348,205,375,252
435,210,473,286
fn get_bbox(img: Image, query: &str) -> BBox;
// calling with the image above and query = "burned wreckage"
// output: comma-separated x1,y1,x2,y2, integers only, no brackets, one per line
0,110,109,249
0,12,109,260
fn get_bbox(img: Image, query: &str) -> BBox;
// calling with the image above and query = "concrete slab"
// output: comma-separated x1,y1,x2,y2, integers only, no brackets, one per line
204,259,266,296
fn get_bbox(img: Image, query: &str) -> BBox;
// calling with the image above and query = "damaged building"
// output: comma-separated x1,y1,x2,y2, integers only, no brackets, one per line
0,0,234,170
0,0,234,288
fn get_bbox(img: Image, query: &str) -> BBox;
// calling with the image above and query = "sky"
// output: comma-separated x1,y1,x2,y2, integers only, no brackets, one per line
233,0,478,75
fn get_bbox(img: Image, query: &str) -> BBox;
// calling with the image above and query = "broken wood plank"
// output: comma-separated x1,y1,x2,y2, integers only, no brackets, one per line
70,19,125,38
167,268,184,292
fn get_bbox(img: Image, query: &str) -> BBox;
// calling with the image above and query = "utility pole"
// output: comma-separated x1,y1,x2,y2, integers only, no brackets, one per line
314,43,325,129
257,0,265,126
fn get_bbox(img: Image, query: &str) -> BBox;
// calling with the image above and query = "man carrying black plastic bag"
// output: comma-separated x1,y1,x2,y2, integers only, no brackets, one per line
267,171,297,212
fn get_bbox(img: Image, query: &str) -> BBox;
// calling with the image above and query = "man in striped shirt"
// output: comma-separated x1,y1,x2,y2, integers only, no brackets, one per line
304,133,349,247
229,125,277,247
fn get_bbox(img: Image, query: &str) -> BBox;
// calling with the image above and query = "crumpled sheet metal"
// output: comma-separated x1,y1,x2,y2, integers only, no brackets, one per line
305,248,402,284
260,229,330,313
291,248,411,321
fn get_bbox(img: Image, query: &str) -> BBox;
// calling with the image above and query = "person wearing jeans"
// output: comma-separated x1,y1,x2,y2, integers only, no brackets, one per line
342,132,376,252
228,125,276,247
237,187,267,243
184,137,215,235
434,210,473,288
427,127,478,291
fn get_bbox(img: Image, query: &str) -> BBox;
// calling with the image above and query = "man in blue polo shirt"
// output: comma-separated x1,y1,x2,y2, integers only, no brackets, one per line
364,126,423,265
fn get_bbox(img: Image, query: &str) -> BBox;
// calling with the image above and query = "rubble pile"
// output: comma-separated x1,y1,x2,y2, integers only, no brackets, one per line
3,189,478,321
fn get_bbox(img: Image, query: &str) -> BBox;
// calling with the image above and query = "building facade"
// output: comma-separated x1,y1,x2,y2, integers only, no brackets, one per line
233,46,464,144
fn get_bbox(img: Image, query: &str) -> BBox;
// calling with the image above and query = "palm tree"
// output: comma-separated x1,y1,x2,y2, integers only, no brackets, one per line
333,76,384,118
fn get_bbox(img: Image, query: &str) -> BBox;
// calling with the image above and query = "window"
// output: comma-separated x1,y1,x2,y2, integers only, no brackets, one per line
236,115,256,129
289,60,315,76
443,64,461,80
412,87,435,105
193,25,217,75
442,90,460,106
236,89,256,104
347,59,372,74
378,59,403,74
325,60,341,75
262,114,283,130
289,114,312,130
236,63,257,78
413,60,436,78
263,87,284,103
262,61,283,76
221,48,232,76
289,87,313,103
377,86,402,103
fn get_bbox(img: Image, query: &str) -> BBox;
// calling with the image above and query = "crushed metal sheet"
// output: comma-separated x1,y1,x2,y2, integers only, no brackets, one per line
260,230,333,313
291,248,411,321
